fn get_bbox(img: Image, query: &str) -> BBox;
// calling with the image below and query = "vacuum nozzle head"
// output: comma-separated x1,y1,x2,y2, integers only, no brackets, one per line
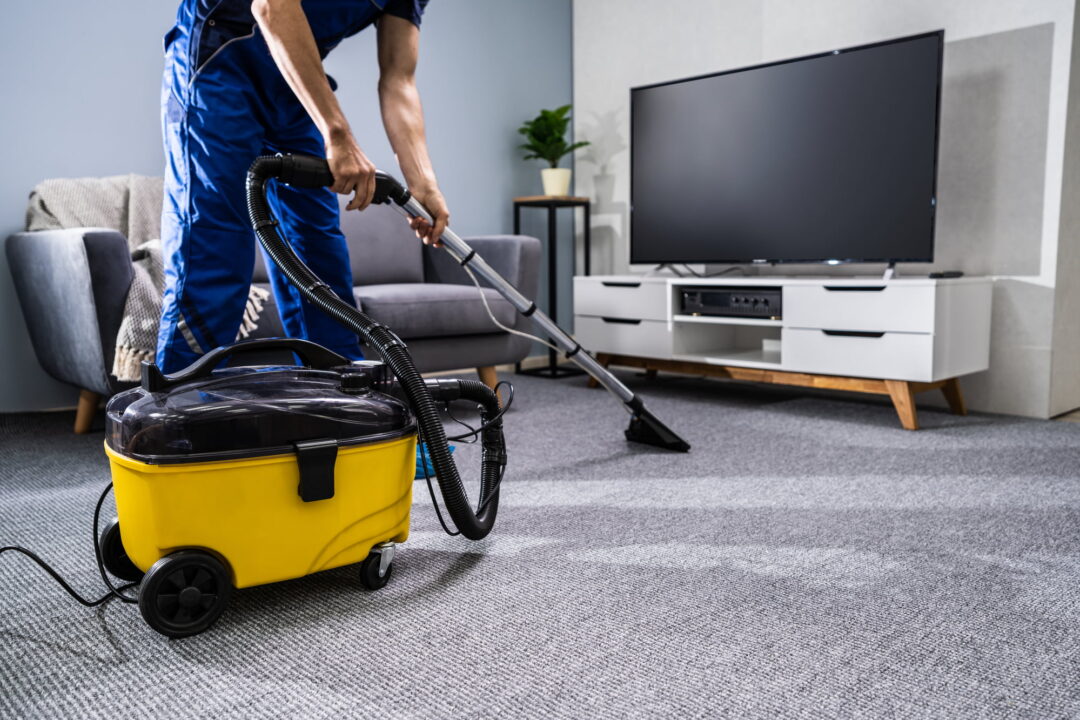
626,408,691,452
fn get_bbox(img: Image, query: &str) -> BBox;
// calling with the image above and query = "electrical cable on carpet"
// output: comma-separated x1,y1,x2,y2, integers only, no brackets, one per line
0,483,137,607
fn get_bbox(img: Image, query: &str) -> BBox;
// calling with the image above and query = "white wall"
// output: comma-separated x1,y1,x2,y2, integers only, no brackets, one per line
573,0,1079,418
1052,4,1080,417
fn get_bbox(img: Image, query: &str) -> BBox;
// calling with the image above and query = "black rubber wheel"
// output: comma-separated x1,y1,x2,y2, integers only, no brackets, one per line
99,518,144,583
138,551,231,638
359,552,393,591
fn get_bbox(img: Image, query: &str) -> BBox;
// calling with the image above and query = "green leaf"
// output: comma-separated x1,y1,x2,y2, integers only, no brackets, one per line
517,104,588,165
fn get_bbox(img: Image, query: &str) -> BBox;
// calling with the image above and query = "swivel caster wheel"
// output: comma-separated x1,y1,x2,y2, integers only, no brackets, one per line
99,518,144,583
359,543,395,591
138,551,231,638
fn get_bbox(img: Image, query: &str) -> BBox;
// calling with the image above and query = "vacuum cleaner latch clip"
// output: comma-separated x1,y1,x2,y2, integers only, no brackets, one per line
293,438,338,502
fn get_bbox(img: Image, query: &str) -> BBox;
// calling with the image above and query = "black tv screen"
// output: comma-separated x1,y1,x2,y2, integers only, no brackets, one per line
630,31,943,265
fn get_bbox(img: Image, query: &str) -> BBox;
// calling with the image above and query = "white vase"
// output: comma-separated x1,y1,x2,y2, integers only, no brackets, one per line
541,167,572,196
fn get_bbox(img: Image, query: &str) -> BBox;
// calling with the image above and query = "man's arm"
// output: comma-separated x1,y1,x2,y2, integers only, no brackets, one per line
252,0,376,210
377,14,449,245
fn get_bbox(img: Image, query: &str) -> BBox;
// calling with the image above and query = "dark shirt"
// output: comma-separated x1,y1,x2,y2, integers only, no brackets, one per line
184,0,428,73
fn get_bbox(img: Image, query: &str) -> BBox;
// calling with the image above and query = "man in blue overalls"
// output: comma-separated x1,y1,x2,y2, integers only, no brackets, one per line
158,0,447,372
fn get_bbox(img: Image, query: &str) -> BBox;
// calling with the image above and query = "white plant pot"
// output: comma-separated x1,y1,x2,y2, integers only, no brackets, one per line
541,167,572,196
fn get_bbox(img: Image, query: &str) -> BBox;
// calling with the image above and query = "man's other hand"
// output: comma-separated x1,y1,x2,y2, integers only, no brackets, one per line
326,129,377,211
408,185,449,246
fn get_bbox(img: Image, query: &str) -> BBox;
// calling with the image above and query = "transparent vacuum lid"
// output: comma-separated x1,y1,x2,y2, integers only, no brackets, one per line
106,365,414,463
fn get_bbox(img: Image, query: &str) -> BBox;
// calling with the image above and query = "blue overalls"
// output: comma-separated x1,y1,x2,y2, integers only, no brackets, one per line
158,0,426,372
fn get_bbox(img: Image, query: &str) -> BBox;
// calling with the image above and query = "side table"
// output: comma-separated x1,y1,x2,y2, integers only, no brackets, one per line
513,195,591,378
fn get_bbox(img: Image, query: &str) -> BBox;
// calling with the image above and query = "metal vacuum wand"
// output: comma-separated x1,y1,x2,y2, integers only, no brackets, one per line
374,173,689,452
276,155,690,452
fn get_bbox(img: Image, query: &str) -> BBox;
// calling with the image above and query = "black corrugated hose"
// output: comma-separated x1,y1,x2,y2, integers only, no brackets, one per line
246,155,502,540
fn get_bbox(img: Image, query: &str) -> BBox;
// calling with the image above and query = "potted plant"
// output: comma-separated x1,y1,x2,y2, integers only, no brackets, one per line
518,104,589,196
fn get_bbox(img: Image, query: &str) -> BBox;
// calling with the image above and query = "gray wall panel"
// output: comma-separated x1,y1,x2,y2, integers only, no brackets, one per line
935,25,1052,278
1051,4,1080,417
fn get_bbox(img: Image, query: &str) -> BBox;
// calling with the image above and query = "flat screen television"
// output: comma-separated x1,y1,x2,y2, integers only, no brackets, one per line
630,30,944,266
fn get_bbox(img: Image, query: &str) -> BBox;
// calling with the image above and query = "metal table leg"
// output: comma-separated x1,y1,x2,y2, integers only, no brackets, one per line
516,203,583,379
514,204,522,374
583,202,591,277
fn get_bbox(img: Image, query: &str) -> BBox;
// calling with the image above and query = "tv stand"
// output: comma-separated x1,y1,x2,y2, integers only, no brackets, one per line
572,275,992,430
882,262,897,280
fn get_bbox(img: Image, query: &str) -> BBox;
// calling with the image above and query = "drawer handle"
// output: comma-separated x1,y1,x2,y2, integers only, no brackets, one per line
601,317,642,325
601,281,642,288
823,285,886,292
822,329,886,338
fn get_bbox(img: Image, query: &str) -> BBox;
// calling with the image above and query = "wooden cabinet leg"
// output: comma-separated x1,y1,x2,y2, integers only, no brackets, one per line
587,353,610,389
75,389,100,434
476,365,497,389
884,380,919,430
476,365,498,390
941,378,967,416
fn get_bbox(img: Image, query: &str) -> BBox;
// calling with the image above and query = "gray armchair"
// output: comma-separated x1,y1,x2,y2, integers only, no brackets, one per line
8,197,540,433
7,228,135,431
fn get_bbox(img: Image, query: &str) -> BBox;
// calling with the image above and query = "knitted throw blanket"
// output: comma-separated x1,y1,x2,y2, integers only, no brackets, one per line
26,175,269,381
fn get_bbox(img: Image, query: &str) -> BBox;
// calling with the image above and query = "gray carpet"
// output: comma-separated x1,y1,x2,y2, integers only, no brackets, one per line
2,371,1079,719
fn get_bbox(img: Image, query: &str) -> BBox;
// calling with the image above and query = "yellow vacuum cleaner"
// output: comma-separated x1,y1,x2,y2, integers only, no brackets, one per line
102,348,421,635
101,332,511,636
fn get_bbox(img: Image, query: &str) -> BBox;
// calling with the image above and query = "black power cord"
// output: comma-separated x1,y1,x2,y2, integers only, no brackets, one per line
679,264,745,278
444,381,515,443
444,404,481,444
0,483,137,607
417,422,461,537
421,380,513,535
474,464,506,515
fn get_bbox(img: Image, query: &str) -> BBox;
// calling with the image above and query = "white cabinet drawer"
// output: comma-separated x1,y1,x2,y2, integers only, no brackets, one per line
574,277,669,321
783,284,935,333
782,327,933,381
574,315,672,358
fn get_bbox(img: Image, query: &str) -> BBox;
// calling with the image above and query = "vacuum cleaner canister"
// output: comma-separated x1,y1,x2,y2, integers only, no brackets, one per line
103,339,416,636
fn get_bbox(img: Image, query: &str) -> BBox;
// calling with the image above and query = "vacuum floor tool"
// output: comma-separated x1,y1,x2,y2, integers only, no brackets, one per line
249,154,691,454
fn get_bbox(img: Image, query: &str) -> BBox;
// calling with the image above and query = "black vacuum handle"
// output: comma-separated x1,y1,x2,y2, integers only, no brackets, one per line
141,337,350,392
276,154,334,188
276,154,411,206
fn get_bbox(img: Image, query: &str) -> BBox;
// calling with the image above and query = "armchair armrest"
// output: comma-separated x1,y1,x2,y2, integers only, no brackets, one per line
423,234,542,304
6,228,132,395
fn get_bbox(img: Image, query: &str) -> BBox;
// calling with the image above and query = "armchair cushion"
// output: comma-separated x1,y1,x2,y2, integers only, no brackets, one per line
83,231,136,379
355,283,516,339
343,202,424,286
